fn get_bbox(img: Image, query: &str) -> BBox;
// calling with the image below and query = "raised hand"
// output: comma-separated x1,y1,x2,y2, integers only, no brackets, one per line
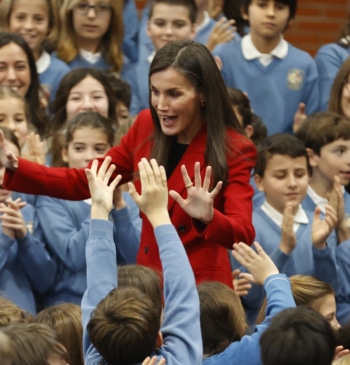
169,162,222,225
85,156,122,220
142,356,166,365
293,102,307,133
232,241,279,285
312,205,337,249
0,198,27,239
0,129,18,170
279,203,297,255
206,17,236,51
232,269,252,297
21,133,45,165
128,158,170,228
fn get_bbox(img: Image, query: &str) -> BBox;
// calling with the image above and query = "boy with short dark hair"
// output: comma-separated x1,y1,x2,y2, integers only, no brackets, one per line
237,134,339,325
214,0,319,135
295,111,350,324
82,157,202,364
260,306,336,365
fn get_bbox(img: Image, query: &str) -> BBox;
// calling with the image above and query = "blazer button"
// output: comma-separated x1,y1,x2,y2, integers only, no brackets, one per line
144,246,149,254
178,225,186,233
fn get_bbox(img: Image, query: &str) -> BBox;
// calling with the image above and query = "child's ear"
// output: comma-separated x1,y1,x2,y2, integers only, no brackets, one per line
155,331,163,349
61,146,69,163
254,174,265,192
306,148,319,167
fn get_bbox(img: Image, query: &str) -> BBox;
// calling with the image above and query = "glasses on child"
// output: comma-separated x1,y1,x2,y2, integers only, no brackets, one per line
75,2,112,16
343,79,350,93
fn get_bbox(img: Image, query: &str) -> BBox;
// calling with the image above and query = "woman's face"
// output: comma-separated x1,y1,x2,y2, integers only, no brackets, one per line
341,76,350,120
65,75,109,121
0,42,31,96
150,67,204,144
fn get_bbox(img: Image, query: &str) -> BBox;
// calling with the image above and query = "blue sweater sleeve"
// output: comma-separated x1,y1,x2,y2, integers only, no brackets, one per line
155,225,202,365
203,274,295,365
82,220,117,365
17,233,57,293
36,197,90,271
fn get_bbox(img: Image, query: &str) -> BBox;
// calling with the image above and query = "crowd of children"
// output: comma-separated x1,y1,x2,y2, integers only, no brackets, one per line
0,0,349,364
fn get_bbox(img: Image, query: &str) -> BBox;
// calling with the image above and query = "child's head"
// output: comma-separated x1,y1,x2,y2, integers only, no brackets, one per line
254,133,310,214
0,86,29,148
0,295,32,327
34,303,83,365
61,111,115,168
106,74,131,125
118,264,163,318
197,281,247,356
147,0,197,51
329,57,350,121
260,306,336,365
57,0,124,72
0,32,47,135
0,0,58,60
335,320,350,353
290,275,340,331
87,286,162,364
295,111,350,187
241,0,297,40
50,67,117,135
1,322,69,365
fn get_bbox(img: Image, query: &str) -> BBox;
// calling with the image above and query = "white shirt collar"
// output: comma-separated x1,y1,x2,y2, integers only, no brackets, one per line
36,51,51,74
241,34,288,66
80,49,101,64
307,185,345,214
147,50,156,63
261,200,309,232
196,11,210,32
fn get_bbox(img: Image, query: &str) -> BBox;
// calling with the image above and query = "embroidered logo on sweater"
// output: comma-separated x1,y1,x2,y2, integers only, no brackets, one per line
287,69,304,90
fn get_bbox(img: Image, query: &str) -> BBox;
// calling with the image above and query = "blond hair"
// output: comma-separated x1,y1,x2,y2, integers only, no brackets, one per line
56,0,124,72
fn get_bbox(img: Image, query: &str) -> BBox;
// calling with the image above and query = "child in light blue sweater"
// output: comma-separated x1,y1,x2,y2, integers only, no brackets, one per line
213,0,319,135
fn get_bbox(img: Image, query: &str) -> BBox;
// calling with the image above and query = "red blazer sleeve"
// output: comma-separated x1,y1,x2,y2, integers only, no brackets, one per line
4,110,154,199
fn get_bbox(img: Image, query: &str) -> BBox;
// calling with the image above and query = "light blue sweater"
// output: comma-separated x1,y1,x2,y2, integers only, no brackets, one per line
214,37,319,134
82,220,202,365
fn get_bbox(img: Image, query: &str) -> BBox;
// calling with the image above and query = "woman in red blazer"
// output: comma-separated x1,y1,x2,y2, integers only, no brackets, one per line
2,40,256,287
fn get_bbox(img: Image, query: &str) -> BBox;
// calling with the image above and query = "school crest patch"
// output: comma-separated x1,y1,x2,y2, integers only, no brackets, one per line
287,69,305,90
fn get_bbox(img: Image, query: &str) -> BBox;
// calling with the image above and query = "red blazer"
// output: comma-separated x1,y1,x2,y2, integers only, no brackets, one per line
5,110,256,287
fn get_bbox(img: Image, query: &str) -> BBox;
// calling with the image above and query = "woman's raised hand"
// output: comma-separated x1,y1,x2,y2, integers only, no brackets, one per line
169,162,222,225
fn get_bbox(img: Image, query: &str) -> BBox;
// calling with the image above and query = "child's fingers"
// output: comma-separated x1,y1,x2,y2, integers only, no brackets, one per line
96,156,113,178
138,160,149,186
159,165,167,188
150,158,162,185
88,159,99,176
109,174,122,190
128,182,141,206
238,272,254,283
141,158,155,185
252,241,265,256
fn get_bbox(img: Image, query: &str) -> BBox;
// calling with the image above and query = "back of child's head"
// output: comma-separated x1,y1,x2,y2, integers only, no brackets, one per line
226,87,253,128
87,286,161,364
241,0,297,20
1,322,69,365
149,0,198,23
197,281,247,356
260,306,336,365
0,331,13,365
0,296,31,327
118,264,163,317
106,74,132,109
255,133,310,177
335,320,350,350
64,111,116,147
57,0,124,72
250,114,267,146
295,111,350,155
34,303,83,365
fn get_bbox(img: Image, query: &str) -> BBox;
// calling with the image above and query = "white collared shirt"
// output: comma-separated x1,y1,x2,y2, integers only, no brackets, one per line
241,34,288,66
80,49,101,64
36,51,51,74
147,50,156,64
261,200,309,232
